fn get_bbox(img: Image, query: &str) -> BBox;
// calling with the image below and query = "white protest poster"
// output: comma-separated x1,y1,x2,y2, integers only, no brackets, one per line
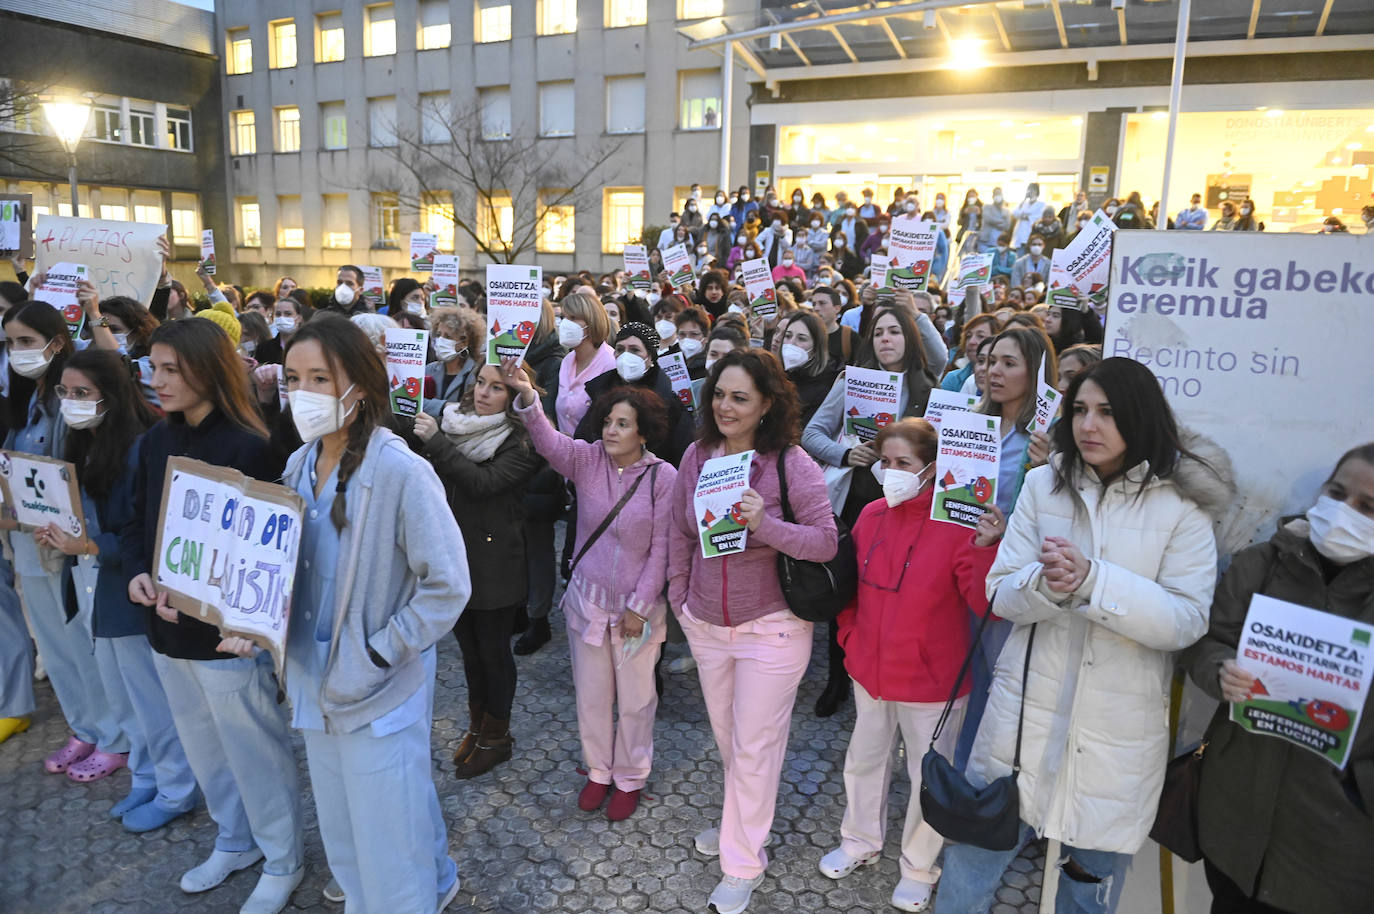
884,218,938,291
34,215,165,306
741,257,776,321
948,252,993,305
623,244,652,293
409,232,439,272
360,266,384,310
870,261,888,289
0,452,87,542
152,457,304,664
31,262,88,338
694,450,754,558
1106,231,1374,548
1046,251,1079,309
485,264,543,366
663,243,695,293
1062,209,1115,310
199,229,216,275
931,410,1000,527
1031,352,1062,436
384,328,428,417
430,255,460,309
0,199,21,251
922,388,978,432
1231,594,1374,769
843,366,901,444
659,350,694,412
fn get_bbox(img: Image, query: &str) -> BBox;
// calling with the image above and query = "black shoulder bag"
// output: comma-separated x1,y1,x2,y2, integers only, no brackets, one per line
569,464,659,576
774,448,858,623
919,596,1037,851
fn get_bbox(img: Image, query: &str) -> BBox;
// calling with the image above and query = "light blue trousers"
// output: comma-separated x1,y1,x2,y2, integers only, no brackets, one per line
0,554,34,719
92,635,197,809
152,652,304,875
19,571,125,751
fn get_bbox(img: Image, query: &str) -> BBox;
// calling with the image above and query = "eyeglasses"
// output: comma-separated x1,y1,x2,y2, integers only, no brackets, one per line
54,385,99,400
860,541,914,593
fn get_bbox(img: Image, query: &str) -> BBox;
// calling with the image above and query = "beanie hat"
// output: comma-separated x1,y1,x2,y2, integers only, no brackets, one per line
212,301,237,318
616,320,660,355
195,308,242,346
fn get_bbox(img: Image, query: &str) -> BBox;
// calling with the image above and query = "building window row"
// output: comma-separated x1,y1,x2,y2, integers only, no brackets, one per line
2,180,200,243
73,97,194,152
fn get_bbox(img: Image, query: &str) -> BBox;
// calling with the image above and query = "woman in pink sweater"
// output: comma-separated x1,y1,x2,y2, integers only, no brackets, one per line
668,349,838,914
502,357,677,823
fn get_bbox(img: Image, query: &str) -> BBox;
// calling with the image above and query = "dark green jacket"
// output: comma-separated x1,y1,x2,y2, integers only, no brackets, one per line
1183,519,1374,914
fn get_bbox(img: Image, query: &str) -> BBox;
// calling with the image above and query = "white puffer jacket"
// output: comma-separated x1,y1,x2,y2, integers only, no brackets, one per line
969,443,1232,854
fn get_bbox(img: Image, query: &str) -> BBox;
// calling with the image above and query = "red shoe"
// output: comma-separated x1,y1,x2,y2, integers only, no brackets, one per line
578,779,610,812
67,749,128,782
44,736,95,774
606,787,641,822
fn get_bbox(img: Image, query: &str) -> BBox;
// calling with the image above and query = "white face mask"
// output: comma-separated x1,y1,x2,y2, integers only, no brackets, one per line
288,383,357,442
60,398,104,430
678,337,703,359
811,220,821,229
274,316,297,334
334,283,356,307
838,292,849,306
240,340,257,355
10,344,53,379
558,318,585,347
782,256,794,265
406,300,426,316
615,351,648,382
904,202,917,213
993,193,1004,204
1307,495,1374,565
433,337,461,362
697,246,708,256
1030,245,1044,255
654,320,675,341
704,356,718,374
1105,205,1118,216
780,343,808,371
881,467,929,507
728,303,746,315
113,332,130,351
646,291,662,306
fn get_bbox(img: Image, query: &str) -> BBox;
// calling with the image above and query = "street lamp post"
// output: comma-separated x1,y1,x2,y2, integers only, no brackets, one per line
41,97,93,215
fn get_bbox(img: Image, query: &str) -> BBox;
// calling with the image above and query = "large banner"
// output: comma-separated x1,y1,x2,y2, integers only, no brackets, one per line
1106,231,1374,549
34,215,166,306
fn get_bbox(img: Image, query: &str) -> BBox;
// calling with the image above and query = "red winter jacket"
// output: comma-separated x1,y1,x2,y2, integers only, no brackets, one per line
836,488,998,703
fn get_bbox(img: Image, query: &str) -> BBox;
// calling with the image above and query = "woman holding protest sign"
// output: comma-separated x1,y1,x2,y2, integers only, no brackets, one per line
423,307,483,420
668,349,838,914
412,361,544,780
120,317,304,912
221,314,467,913
1183,442,1374,914
935,357,1231,914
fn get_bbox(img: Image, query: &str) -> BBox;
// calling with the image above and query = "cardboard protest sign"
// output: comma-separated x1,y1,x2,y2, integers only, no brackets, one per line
1231,594,1374,769
659,350,694,412
409,232,439,272
740,257,777,321
0,197,24,254
694,450,754,558
31,262,88,338
843,366,901,444
430,255,460,309
922,388,978,432
199,229,216,275
0,452,88,543
884,218,938,291
34,215,165,306
1105,231,1374,549
931,410,1000,528
948,252,993,305
360,266,384,310
152,457,303,663
385,328,428,418
485,264,543,366
1031,352,1061,436
1061,210,1115,310
623,244,652,293
663,243,695,293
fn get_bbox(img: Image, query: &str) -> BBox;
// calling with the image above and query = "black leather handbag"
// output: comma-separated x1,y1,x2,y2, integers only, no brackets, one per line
1149,738,1208,863
919,599,1036,851
774,449,858,623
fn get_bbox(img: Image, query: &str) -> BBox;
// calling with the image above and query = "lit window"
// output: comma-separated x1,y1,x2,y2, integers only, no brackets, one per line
317,13,345,62
368,97,397,147
476,1,511,43
607,0,648,28
166,107,193,151
537,192,575,253
270,20,297,68
231,110,256,155
278,195,304,248
323,194,351,248
479,87,511,140
421,93,451,144
679,0,723,19
478,193,514,248
57,202,94,218
171,194,199,244
538,82,574,138
418,0,451,49
365,4,396,56
227,28,252,74
422,193,455,250
602,188,643,252
679,70,722,130
373,192,400,247
128,108,156,147
99,204,129,221
322,102,348,150
606,76,645,135
133,204,163,224
539,0,576,35
92,105,122,142
275,107,301,153
238,199,261,247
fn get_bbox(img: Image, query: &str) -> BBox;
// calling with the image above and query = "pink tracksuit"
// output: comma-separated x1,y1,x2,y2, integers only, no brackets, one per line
668,442,838,879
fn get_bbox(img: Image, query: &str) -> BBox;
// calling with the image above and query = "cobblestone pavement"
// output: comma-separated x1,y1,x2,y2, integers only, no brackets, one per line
0,582,1042,913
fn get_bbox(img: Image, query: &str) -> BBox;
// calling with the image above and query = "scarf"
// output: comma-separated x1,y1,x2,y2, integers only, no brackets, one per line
439,405,513,463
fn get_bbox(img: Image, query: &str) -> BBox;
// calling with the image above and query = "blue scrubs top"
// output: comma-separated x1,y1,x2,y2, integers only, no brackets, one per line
996,424,1030,517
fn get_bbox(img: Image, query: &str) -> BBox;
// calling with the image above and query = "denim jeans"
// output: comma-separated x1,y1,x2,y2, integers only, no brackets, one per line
0,554,34,719
935,823,1130,914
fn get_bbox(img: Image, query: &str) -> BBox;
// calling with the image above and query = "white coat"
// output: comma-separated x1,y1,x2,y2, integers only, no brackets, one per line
969,445,1231,854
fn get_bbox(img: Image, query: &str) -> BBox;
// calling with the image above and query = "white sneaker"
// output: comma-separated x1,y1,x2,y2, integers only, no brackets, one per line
890,877,934,913
179,848,265,894
819,846,880,880
438,875,461,912
322,877,345,903
239,868,303,914
668,655,698,673
708,873,765,914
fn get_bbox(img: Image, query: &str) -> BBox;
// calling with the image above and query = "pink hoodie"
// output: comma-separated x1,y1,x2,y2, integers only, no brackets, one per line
668,441,838,627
